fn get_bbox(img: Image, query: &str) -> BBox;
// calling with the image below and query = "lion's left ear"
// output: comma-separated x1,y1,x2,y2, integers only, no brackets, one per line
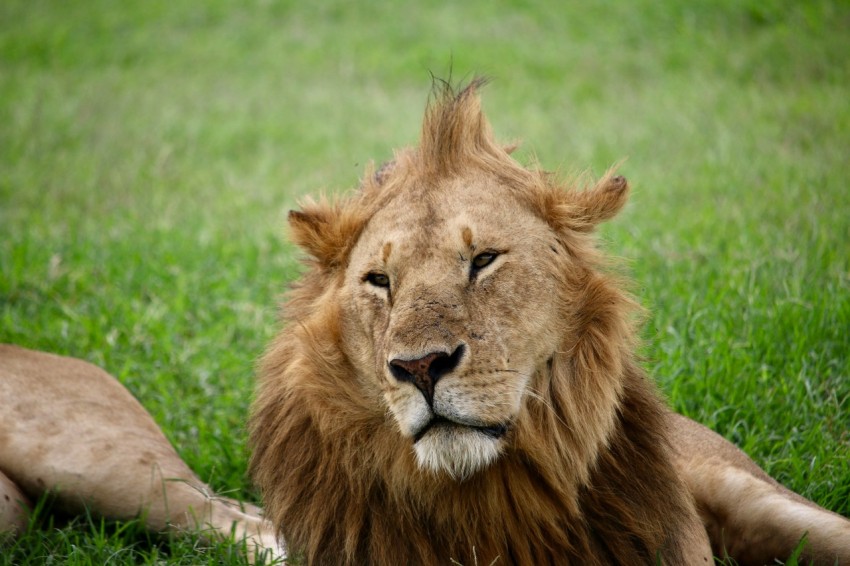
568,173,630,231
288,199,366,269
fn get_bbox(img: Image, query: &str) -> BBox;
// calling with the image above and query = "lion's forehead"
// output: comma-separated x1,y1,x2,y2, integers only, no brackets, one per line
354,180,546,265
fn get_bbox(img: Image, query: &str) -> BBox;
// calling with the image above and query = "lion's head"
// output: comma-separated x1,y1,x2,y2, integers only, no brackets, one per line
250,80,694,565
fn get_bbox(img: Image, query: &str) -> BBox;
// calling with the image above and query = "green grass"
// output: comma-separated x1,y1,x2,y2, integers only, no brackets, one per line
1,0,848,563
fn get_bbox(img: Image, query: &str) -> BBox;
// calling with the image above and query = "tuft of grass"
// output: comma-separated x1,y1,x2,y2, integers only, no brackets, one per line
2,0,848,563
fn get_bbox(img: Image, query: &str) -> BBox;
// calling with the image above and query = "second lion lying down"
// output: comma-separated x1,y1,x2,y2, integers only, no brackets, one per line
249,81,850,564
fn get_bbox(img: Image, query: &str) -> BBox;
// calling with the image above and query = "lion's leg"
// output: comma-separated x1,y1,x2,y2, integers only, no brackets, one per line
667,412,850,565
0,345,284,561
0,468,30,535
144,478,284,562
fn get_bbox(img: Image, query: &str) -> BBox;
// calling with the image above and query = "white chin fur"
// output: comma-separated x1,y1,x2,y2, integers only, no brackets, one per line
414,427,502,480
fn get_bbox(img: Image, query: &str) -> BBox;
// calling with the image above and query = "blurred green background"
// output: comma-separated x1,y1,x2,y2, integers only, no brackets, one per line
1,0,848,563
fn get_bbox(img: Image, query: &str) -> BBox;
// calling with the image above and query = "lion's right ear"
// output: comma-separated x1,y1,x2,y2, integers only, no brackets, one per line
288,200,366,269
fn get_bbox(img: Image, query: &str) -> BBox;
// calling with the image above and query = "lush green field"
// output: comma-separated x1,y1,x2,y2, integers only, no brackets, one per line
1,0,848,563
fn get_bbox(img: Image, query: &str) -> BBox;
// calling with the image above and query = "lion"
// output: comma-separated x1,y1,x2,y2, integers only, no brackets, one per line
0,344,283,562
249,80,850,565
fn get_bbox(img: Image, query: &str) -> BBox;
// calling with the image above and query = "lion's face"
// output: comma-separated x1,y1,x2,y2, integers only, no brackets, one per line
272,83,630,484
338,174,562,479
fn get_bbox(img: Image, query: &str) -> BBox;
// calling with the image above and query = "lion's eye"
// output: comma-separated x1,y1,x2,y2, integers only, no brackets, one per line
471,252,498,271
365,272,390,288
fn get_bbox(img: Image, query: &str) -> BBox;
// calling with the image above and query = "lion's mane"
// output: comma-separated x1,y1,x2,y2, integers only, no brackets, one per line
250,81,698,565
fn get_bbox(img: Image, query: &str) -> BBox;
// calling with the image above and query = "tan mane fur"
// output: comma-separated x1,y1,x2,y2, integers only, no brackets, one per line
250,82,700,564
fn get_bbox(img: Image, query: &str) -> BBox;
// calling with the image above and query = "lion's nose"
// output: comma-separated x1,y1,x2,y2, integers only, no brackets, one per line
388,345,465,405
